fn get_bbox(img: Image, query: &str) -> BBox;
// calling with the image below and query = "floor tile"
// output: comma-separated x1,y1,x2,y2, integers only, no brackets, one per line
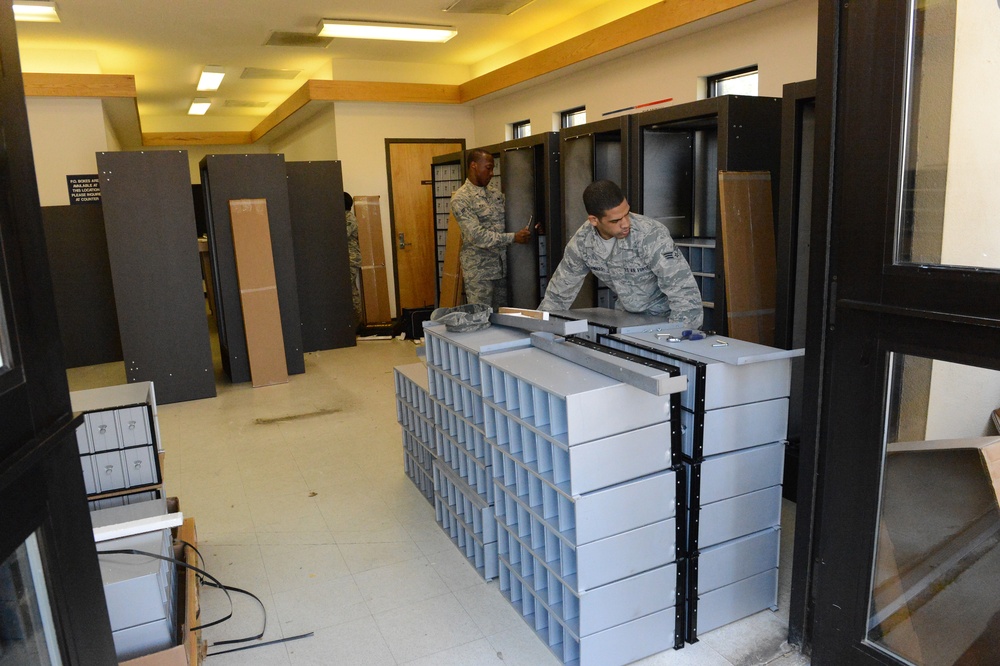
354,558,451,615
453,580,526,636
398,637,503,666
258,543,351,593
373,592,483,662
485,624,562,666
272,575,370,634
339,540,426,574
285,615,396,665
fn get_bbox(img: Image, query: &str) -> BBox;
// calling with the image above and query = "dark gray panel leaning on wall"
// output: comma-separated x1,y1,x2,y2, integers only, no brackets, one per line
41,204,123,368
559,135,597,309
199,153,304,383
96,150,216,404
503,147,539,308
285,161,356,352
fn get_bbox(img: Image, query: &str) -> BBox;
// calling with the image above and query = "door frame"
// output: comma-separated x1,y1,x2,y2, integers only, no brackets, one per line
385,138,466,317
801,1,1000,663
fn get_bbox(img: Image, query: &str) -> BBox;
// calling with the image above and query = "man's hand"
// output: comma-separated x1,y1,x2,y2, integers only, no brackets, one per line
513,225,532,244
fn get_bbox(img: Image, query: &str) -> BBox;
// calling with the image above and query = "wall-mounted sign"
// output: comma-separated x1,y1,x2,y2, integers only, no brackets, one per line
67,175,101,205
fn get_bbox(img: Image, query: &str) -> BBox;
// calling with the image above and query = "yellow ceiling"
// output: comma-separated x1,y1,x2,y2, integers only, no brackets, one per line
15,0,770,144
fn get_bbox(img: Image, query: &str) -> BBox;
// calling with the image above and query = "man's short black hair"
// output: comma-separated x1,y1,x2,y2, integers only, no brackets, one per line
344,191,353,211
467,148,492,168
583,180,626,218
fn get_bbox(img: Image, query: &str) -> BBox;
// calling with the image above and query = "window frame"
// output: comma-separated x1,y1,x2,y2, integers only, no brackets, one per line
707,66,759,98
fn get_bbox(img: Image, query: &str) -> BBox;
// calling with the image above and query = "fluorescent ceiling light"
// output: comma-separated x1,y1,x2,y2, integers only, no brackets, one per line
317,19,457,43
13,1,60,22
197,66,226,92
188,98,211,116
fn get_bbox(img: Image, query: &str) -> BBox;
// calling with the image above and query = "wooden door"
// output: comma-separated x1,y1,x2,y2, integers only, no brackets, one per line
387,140,463,312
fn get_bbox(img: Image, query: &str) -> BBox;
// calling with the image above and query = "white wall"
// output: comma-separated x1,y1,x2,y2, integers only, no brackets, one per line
923,1,1000,440
331,102,476,313
25,97,109,206
925,362,1000,439
941,0,1000,269
269,104,339,162
470,0,817,145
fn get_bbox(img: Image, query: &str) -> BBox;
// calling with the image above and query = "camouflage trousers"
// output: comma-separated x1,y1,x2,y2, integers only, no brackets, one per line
350,267,362,325
464,277,508,311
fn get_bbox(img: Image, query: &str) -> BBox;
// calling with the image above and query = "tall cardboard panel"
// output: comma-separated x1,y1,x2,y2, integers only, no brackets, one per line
199,154,304,382
229,199,288,387
439,214,464,308
41,204,123,368
96,150,216,404
718,171,777,345
285,161,356,351
355,195,392,323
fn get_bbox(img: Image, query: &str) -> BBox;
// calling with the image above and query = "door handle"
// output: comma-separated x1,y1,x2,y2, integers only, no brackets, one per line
398,233,412,249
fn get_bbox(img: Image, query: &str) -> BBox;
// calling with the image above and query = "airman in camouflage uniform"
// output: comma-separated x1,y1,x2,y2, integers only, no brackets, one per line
538,180,703,328
344,192,362,326
450,149,531,309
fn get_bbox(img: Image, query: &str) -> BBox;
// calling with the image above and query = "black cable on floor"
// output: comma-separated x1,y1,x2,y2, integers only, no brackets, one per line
205,631,315,657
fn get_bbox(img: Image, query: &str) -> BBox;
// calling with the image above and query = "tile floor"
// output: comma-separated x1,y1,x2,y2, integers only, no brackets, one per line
69,338,811,666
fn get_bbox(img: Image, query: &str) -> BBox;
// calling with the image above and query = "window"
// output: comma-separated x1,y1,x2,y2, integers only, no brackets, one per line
707,66,758,97
511,119,531,139
561,107,587,128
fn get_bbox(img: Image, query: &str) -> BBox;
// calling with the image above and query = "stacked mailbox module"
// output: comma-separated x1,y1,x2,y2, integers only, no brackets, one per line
394,362,437,503
395,320,696,666
601,331,800,641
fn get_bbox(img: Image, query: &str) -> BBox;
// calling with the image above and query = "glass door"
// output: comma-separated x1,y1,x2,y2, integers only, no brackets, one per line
1,534,62,666
808,0,1000,664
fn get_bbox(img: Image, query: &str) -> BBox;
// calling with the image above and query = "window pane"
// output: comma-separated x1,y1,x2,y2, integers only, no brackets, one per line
512,120,531,139
0,533,61,665
562,108,586,128
709,69,758,97
896,0,1000,269
868,353,1000,665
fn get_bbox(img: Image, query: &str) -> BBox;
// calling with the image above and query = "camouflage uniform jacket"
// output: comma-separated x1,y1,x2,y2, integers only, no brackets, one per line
539,213,704,328
345,209,361,269
450,179,513,281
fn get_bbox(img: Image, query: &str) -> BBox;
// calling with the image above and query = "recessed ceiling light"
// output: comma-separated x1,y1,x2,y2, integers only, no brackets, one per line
317,19,457,43
197,66,225,92
188,98,211,116
13,1,60,22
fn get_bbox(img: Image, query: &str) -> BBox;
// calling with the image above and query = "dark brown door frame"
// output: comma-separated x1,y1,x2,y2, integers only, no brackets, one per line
794,1,1000,663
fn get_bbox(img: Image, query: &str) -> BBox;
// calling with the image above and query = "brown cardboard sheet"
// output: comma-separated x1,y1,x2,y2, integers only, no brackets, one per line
229,199,288,387
439,213,464,307
718,171,777,345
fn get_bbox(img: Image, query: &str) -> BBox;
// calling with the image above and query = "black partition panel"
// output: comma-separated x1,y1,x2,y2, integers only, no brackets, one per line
777,79,817,500
559,116,632,308
96,150,216,404
475,133,561,309
199,153,304,383
41,204,123,368
630,95,782,333
501,147,540,307
285,160,356,352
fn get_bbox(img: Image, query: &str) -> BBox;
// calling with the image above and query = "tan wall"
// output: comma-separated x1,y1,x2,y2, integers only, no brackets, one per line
25,97,109,207
470,0,817,144
331,101,476,313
